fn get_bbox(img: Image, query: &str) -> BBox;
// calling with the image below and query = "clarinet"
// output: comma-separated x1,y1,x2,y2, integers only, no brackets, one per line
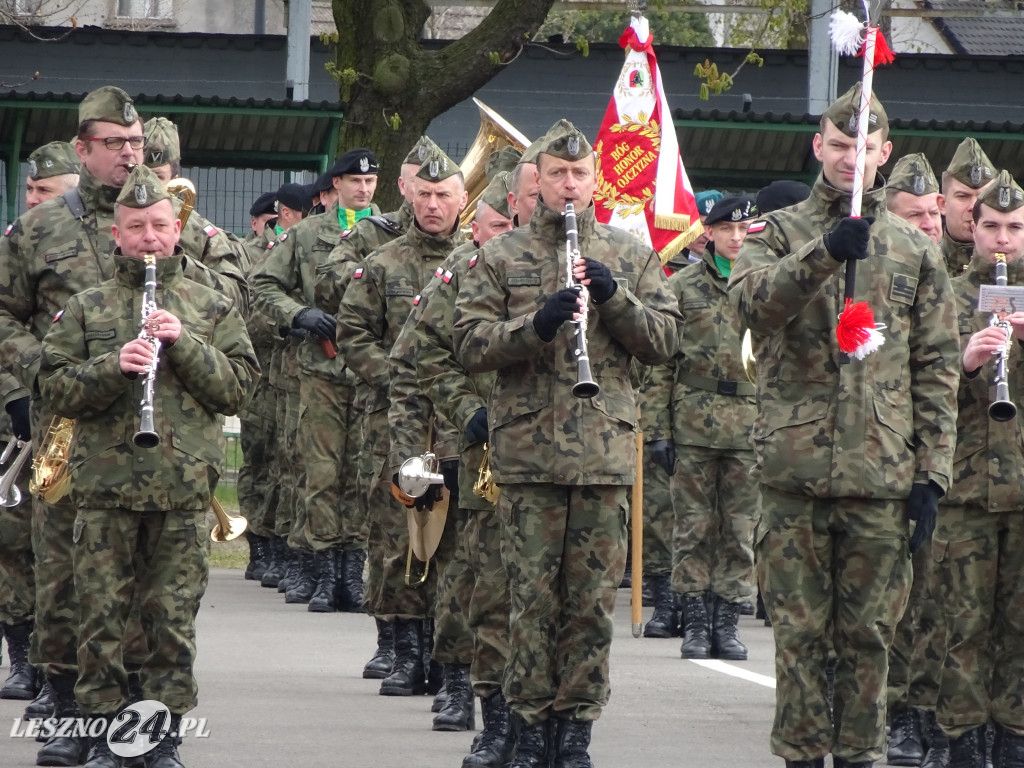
133,253,161,447
564,203,600,398
989,252,1017,422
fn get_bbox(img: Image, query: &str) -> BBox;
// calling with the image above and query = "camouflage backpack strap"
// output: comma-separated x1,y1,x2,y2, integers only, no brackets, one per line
366,215,404,237
61,188,88,220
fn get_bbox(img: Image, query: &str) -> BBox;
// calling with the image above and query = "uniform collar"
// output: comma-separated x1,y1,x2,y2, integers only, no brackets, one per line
77,165,122,213
113,247,185,286
812,171,888,220
408,218,463,258
530,196,598,241
964,252,1024,287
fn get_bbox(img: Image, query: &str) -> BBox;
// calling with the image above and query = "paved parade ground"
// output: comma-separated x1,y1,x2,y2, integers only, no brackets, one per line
4,568,788,767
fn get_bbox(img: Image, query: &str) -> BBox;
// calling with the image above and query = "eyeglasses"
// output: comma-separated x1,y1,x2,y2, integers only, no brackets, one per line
83,136,145,151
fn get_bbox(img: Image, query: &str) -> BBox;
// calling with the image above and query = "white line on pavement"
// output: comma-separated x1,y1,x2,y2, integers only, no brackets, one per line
689,659,777,689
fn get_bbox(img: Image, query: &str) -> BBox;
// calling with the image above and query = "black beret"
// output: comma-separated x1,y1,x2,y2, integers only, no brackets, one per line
312,172,334,193
249,191,277,218
704,194,757,227
276,183,313,214
756,180,811,214
330,148,379,177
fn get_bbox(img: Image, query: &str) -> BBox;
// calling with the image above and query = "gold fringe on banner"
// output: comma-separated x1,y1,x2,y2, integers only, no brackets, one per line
657,219,705,265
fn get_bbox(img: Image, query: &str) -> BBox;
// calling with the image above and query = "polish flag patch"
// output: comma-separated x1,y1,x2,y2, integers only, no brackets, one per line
434,266,444,278
747,221,767,234
3,224,12,236
52,310,64,323
442,270,453,284
469,254,478,269
413,294,421,306
353,267,364,279
203,224,219,237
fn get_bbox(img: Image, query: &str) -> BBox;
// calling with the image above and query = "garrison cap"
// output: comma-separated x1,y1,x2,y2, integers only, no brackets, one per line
28,142,79,180
694,190,724,217
539,119,593,161
888,153,938,196
79,85,138,128
486,145,523,180
945,137,995,189
402,135,440,166
249,191,277,218
143,116,180,168
756,180,810,213
821,83,888,138
977,169,1024,213
518,137,545,166
704,194,757,227
330,148,378,177
115,164,169,209
416,146,461,182
478,171,512,220
276,182,313,213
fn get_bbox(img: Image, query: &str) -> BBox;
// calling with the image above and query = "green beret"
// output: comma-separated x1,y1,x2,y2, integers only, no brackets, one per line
821,83,888,138
115,164,170,209
945,137,995,189
403,135,440,166
416,147,461,182
79,85,138,128
888,153,938,196
143,117,180,168
486,146,522,181
518,137,545,167
977,169,1024,214
28,142,79,180
478,171,512,220
695,190,724,217
538,119,593,162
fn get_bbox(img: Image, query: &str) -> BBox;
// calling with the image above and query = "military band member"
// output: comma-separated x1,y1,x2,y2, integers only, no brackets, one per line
452,119,680,768
940,138,996,277
25,141,80,211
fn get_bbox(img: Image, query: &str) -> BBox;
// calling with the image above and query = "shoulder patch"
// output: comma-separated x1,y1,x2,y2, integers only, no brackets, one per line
747,220,767,234
413,294,421,306
469,253,478,268
279,232,289,242
353,267,364,279
52,309,64,323
4,224,12,237
203,224,219,238
434,266,444,278
442,270,453,284
266,240,276,250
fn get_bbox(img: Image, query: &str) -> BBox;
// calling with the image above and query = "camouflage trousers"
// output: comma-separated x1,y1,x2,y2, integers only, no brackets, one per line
0,460,33,625
886,536,944,712
934,505,1024,738
432,501,476,665
641,445,674,577
73,507,209,716
672,445,758,601
465,504,510,699
29,496,80,677
237,375,275,537
499,483,628,725
757,486,911,763
361,405,391,616
279,379,309,549
297,376,365,550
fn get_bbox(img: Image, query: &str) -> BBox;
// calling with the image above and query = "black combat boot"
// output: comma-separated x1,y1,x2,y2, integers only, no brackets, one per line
642,574,679,638
336,547,366,612
307,548,337,613
948,726,985,768
679,593,711,659
920,710,949,768
144,713,184,768
284,551,316,604
833,759,875,767
362,619,395,680
641,575,654,606
993,723,1024,768
422,618,444,696
463,691,516,768
380,618,425,696
552,717,593,768
711,596,748,660
25,678,54,718
0,621,39,699
756,591,772,627
277,547,301,593
784,761,824,768
37,674,89,767
244,532,270,581
433,663,475,731
81,714,123,768
510,717,551,768
259,536,287,589
887,706,925,766
986,724,994,768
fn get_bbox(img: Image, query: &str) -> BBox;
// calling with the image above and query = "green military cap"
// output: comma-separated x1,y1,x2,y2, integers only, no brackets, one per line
403,135,440,166
976,169,1024,213
79,85,138,128
518,137,545,166
821,83,888,137
538,119,593,161
888,153,938,196
115,164,170,209
486,145,522,180
478,171,512,219
143,116,180,168
27,142,79,180
945,137,995,189
416,146,461,182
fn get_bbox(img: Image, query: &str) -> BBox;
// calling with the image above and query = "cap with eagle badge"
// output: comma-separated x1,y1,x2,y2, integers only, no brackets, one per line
486,145,522,181
945,137,995,190
115,164,170,209
821,82,888,138
27,141,79,180
704,194,758,227
143,117,180,168
477,171,512,219
416,147,461,182
976,169,1024,213
330,148,379,178
78,85,138,128
887,153,938,197
695,190,724,217
538,119,593,162
402,135,440,166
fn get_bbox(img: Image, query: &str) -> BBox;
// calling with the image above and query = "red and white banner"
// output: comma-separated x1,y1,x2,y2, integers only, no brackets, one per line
593,14,703,261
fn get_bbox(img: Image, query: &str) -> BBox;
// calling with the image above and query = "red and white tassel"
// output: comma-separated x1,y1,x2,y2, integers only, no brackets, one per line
836,299,886,360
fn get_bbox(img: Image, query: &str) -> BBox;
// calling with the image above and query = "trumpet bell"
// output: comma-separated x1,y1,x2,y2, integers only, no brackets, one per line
210,497,248,542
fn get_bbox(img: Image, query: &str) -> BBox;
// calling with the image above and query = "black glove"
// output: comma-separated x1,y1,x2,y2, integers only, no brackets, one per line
5,397,30,441
465,408,489,446
440,460,459,492
415,483,444,512
646,439,676,475
292,307,337,341
582,258,617,304
533,287,581,343
907,481,941,554
823,216,875,262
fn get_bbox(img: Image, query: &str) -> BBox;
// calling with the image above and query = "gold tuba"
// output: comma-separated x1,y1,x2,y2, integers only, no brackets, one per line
167,177,197,229
458,98,530,231
30,416,75,502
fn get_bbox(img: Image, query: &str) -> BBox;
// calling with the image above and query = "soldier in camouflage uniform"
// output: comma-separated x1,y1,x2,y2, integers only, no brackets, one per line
643,194,760,660
0,85,249,767
337,146,467,698
25,141,80,211
728,85,960,768
452,119,680,768
934,172,1024,768
886,153,942,245
940,138,996,277
244,191,277,247
39,164,258,768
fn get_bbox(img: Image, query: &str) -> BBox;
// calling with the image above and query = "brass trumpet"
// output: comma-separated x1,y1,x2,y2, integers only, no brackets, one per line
0,438,31,507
